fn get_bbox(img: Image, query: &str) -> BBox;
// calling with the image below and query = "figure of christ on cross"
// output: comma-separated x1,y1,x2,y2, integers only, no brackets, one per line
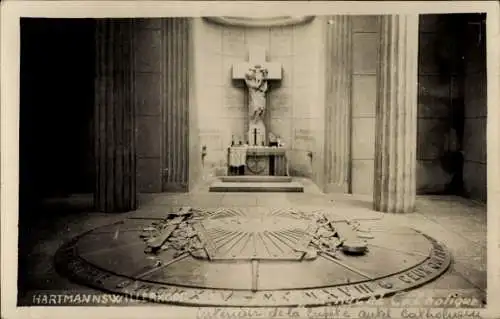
244,65,268,123
232,46,282,146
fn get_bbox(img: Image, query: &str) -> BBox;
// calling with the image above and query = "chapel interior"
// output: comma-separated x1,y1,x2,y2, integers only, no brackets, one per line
17,14,487,305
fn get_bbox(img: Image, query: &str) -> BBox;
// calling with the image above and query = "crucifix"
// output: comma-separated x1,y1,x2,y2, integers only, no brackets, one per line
232,46,282,146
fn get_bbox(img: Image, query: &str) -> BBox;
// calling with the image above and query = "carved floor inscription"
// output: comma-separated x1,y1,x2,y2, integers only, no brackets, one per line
54,207,451,307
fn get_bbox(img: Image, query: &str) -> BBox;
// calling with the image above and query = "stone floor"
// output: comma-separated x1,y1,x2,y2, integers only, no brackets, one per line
17,178,487,307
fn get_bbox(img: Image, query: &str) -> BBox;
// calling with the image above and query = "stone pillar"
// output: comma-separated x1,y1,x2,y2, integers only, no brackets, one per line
373,15,419,213
161,18,191,191
324,16,352,193
94,19,137,213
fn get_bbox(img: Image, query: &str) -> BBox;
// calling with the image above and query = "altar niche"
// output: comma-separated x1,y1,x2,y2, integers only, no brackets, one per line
228,46,288,176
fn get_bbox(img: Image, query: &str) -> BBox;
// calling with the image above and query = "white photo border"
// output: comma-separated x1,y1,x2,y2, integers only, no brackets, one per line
1,1,498,318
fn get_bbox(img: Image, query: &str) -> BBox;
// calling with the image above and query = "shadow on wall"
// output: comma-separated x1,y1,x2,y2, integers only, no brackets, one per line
416,14,467,198
416,13,487,203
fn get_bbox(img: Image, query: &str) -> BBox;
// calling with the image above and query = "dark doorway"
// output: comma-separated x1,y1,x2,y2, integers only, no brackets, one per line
18,18,96,298
416,13,487,202
19,18,96,207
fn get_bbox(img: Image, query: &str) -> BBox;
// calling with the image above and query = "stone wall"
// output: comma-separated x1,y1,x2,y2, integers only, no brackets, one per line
134,19,191,193
415,15,464,194
349,16,379,195
288,18,326,187
191,18,227,180
188,19,202,192
348,14,475,196
134,20,162,192
462,14,487,202
191,17,324,181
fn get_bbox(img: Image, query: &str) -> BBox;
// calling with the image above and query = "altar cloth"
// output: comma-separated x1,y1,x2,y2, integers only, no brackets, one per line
229,146,247,167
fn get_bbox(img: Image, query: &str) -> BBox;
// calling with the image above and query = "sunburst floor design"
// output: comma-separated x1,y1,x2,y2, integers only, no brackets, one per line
54,207,451,307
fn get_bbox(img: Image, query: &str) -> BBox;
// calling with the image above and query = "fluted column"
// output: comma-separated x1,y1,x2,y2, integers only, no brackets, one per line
373,15,419,213
161,18,190,191
94,19,137,213
324,16,352,193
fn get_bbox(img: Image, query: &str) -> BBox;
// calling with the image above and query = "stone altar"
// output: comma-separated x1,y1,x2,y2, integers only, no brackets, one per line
227,146,288,176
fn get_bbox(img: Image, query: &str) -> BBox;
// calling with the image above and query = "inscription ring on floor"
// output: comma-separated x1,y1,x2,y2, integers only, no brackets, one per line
54,207,451,307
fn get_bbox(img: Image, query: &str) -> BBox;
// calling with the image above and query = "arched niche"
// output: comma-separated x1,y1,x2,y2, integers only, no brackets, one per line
203,16,315,28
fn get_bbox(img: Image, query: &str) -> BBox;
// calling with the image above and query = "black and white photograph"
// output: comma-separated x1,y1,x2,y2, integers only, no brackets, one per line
1,1,498,318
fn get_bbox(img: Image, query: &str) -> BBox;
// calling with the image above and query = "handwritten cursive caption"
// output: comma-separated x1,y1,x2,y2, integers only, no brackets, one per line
196,306,482,319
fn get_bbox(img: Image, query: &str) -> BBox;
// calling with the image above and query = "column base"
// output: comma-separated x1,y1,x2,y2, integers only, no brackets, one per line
373,202,415,214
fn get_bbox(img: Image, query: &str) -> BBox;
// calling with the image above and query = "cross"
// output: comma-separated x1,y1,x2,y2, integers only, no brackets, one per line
232,46,282,80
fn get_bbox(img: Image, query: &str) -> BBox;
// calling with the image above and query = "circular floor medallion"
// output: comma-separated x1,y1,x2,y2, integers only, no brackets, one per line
54,207,451,307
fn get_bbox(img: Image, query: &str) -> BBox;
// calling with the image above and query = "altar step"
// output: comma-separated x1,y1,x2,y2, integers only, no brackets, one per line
219,175,292,183
209,176,304,193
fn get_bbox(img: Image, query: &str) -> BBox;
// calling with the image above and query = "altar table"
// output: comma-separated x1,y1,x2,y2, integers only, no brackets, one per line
227,146,288,176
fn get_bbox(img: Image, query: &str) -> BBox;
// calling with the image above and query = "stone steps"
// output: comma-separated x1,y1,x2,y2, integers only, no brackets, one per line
219,175,293,183
209,181,304,193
